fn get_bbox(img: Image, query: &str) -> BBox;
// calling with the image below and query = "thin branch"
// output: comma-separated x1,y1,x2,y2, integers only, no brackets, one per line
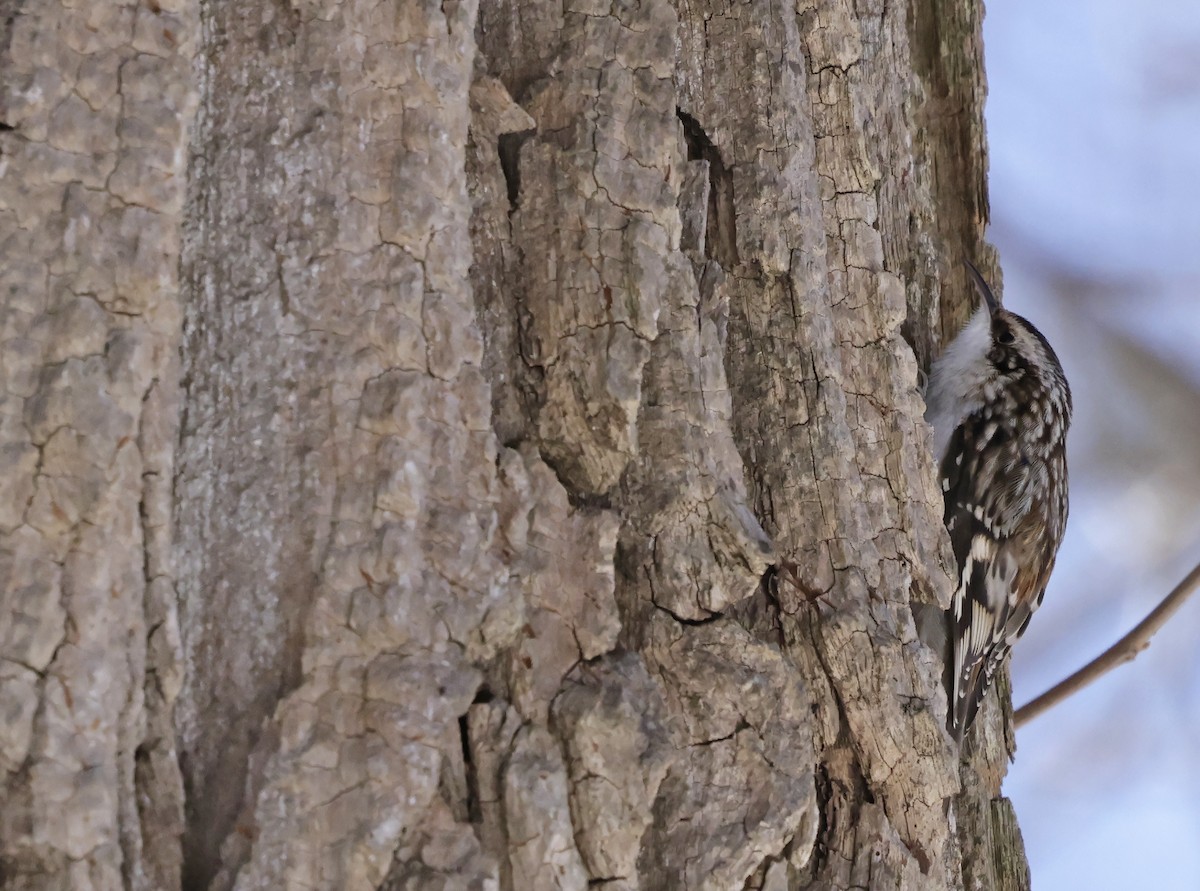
1015,561,1200,728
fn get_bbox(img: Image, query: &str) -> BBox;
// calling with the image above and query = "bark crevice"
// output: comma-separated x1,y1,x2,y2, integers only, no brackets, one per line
0,0,1027,887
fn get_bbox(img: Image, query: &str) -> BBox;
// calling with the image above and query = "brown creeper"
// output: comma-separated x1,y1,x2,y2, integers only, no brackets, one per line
924,262,1072,740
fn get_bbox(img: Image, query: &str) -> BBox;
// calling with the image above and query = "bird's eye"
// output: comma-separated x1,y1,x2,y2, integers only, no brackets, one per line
998,330,1015,345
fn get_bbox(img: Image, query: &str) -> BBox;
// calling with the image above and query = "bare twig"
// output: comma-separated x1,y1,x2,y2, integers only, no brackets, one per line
1015,561,1200,728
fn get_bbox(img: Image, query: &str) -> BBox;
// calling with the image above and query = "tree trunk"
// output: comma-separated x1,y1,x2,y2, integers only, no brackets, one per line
0,0,1030,889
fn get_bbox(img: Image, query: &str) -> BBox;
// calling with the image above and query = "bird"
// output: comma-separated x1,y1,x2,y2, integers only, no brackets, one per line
924,261,1072,741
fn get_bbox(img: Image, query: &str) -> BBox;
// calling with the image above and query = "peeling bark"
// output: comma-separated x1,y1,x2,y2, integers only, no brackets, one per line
0,0,1029,889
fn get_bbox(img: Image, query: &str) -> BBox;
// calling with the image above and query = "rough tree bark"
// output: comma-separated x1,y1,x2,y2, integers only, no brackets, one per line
0,0,1030,889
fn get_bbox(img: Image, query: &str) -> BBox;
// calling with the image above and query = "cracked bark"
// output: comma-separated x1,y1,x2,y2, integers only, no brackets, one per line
0,0,1028,889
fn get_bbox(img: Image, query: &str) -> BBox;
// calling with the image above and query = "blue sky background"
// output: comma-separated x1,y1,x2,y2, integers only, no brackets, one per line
983,2,1200,888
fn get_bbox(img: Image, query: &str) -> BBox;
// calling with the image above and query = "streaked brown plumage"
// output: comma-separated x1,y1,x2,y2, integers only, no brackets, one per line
925,263,1071,739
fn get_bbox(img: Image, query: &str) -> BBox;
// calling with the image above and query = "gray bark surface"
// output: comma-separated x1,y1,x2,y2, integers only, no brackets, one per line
0,0,1029,889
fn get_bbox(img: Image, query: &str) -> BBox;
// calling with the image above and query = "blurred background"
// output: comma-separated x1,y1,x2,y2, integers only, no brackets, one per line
983,1,1200,887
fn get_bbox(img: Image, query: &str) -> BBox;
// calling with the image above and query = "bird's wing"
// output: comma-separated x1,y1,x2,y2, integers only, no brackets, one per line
941,412,1054,738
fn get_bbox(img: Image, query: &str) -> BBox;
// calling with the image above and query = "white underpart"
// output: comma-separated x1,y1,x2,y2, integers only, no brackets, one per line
924,304,992,465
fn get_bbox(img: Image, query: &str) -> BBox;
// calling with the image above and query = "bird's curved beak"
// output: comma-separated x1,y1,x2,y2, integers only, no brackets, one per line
964,260,1001,315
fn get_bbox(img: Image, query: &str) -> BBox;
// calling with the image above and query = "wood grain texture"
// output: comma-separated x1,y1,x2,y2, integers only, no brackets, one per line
0,0,1028,888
